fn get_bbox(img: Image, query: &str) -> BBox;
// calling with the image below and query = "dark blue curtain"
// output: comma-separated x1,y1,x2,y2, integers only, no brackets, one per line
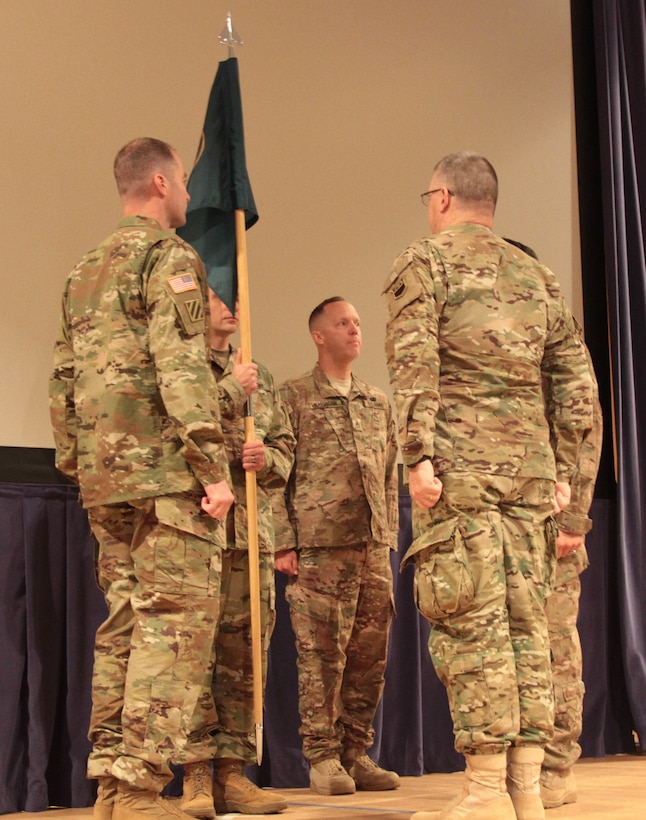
0,480,106,813
573,0,646,744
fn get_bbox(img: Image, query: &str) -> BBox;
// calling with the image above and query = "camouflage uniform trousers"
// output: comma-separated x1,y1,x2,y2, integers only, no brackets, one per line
285,543,394,763
86,493,223,791
411,473,557,755
543,553,585,771
186,548,276,762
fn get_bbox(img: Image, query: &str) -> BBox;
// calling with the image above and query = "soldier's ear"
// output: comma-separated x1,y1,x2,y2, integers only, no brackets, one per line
152,172,167,197
311,329,324,346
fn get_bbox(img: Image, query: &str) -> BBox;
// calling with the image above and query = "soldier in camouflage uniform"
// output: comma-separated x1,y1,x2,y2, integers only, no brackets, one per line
181,290,294,817
274,297,400,796
383,153,594,820
502,242,604,810
49,138,234,820
541,341,602,810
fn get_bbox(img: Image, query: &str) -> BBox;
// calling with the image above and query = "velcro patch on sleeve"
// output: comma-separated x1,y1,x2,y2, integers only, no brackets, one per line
384,266,425,321
173,290,205,335
168,272,198,293
165,265,205,335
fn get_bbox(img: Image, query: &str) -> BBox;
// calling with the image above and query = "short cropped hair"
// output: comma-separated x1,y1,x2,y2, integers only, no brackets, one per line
113,137,177,197
434,151,498,207
308,296,346,331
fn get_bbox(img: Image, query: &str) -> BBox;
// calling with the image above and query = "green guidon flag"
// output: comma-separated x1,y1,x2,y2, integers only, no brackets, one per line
178,57,258,313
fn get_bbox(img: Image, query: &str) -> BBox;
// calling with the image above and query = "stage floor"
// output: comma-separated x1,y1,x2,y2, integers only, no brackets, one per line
6,756,645,819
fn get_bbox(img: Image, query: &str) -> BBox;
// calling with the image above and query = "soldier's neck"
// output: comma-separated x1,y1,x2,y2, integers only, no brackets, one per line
319,358,353,380
209,330,232,351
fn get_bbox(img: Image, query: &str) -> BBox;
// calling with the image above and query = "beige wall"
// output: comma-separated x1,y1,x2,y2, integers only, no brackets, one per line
0,0,579,448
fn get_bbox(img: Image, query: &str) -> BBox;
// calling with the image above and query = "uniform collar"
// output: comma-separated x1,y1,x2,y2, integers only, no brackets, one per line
117,215,164,230
434,221,494,238
313,363,365,399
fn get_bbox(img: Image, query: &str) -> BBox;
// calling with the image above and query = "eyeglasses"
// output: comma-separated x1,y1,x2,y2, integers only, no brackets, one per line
420,187,454,206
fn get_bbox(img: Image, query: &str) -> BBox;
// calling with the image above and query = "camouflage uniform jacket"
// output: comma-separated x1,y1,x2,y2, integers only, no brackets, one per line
276,364,399,551
383,223,594,483
49,216,229,507
211,345,295,552
552,337,603,579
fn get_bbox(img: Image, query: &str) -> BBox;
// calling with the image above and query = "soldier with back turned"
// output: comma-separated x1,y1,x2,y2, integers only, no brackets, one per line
383,152,594,820
49,137,234,820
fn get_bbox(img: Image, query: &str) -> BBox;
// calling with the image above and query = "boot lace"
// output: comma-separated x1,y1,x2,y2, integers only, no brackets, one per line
317,759,345,775
187,761,212,795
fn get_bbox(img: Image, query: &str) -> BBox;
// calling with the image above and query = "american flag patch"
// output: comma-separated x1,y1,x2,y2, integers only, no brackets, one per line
168,273,197,293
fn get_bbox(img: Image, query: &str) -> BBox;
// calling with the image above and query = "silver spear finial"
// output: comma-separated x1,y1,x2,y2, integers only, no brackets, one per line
219,11,243,58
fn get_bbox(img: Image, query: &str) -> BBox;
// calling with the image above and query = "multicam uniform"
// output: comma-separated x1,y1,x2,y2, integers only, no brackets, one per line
276,364,399,763
49,216,229,791
383,224,594,755
205,345,294,762
544,343,602,772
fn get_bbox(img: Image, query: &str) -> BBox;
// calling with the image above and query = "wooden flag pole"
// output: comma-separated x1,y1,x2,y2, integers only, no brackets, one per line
219,12,263,763
234,207,264,764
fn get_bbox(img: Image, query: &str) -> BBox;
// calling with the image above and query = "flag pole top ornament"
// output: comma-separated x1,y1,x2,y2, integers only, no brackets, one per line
219,11,243,57
177,12,257,315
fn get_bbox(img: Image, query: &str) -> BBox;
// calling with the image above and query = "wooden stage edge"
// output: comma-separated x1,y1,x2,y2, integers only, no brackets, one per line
6,756,646,819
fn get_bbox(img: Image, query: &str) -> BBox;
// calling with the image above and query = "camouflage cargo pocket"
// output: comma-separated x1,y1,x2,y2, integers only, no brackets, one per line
151,496,222,596
285,578,337,651
445,652,499,735
413,517,476,621
555,679,585,717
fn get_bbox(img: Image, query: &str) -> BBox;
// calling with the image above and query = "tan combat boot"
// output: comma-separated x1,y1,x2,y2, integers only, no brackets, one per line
506,746,545,819
212,758,288,814
539,766,577,808
94,775,119,820
181,761,216,819
113,783,196,820
342,753,400,790
411,752,516,819
309,758,356,795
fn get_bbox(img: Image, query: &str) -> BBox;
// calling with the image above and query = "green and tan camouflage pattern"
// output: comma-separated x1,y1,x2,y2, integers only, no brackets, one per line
275,365,397,761
405,472,557,754
190,348,294,762
543,565,584,771
50,215,230,791
544,340,603,771
211,345,295,552
383,224,594,479
207,549,276,761
384,225,596,754
552,336,603,545
86,495,224,790
49,215,229,507
275,364,399,551
285,544,393,762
